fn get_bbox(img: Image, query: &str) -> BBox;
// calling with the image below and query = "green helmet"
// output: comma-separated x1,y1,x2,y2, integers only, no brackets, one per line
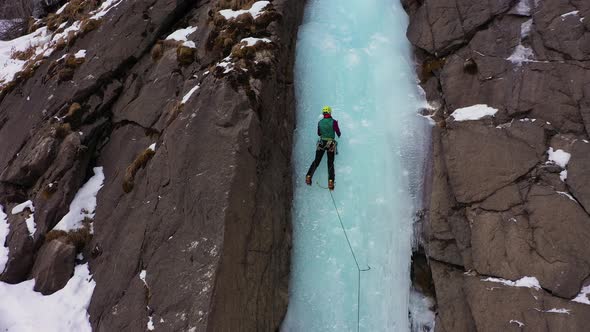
322,106,332,114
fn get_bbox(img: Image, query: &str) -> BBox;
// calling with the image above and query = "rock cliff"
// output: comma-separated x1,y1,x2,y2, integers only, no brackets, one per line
0,0,304,331
405,0,590,330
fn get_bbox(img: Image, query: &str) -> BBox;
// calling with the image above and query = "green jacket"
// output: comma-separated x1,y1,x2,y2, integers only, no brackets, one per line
318,116,341,140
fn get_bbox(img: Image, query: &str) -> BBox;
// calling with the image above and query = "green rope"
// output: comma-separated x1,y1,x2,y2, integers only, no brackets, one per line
327,187,370,332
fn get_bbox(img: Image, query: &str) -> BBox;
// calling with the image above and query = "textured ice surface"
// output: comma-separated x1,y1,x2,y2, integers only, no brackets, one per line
283,0,430,331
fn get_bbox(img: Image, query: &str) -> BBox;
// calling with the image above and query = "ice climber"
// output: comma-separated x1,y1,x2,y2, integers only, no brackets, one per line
305,106,341,190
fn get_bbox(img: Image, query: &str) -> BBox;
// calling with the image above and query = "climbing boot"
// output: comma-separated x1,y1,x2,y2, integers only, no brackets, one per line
328,180,334,191
305,175,312,186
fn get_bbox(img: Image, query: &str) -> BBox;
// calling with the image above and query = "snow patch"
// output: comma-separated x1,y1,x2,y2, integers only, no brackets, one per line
56,3,69,15
25,215,36,237
451,104,498,121
11,200,36,237
557,191,576,202
483,276,541,290
53,167,105,232
183,41,196,48
181,84,200,104
148,143,156,152
74,50,86,59
219,1,270,20
147,315,155,330
513,0,531,16
0,205,8,273
0,26,51,87
0,15,91,89
560,170,567,181
216,56,234,74
510,320,525,327
240,37,271,47
519,117,536,122
547,147,571,168
90,0,124,20
508,45,534,65
561,11,580,19
0,264,95,332
573,285,590,305
545,308,571,314
521,19,533,38
139,270,148,286
12,200,34,214
166,26,197,42
166,26,198,48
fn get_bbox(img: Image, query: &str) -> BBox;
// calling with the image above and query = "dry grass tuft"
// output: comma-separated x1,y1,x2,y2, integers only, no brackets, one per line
253,10,281,29
0,81,18,97
231,38,273,60
65,102,83,126
64,54,84,68
80,18,101,34
54,123,72,139
58,67,75,82
45,230,69,242
54,37,67,51
15,63,36,80
67,103,82,117
43,0,101,32
207,0,280,59
151,43,163,61
420,57,445,82
27,17,44,34
46,13,62,31
66,31,78,47
67,226,92,251
11,46,36,61
41,183,58,199
207,13,255,54
165,102,184,126
122,148,156,193
176,45,195,65
45,222,93,252
151,40,181,61
55,54,84,82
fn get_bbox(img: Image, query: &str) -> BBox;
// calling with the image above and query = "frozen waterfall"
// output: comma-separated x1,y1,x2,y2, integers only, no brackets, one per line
282,0,431,331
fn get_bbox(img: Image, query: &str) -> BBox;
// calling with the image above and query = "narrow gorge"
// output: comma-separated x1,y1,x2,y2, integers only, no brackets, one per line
0,0,590,331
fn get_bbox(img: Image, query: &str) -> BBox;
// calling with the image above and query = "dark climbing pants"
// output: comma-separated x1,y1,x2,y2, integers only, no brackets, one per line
306,140,336,181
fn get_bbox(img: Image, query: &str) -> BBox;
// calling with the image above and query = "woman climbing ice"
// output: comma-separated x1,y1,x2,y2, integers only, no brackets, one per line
305,106,341,190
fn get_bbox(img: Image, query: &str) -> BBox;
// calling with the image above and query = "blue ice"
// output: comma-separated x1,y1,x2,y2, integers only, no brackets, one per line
282,0,430,331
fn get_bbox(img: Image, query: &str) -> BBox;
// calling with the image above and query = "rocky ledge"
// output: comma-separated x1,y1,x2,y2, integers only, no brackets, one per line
0,0,304,331
405,0,590,330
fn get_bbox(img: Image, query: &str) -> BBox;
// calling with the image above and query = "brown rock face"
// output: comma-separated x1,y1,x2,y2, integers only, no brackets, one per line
406,0,590,329
443,122,539,203
407,0,514,56
31,239,76,295
431,261,590,332
0,0,304,330
567,141,590,213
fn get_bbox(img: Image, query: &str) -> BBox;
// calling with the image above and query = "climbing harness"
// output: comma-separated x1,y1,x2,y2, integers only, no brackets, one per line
318,183,370,332
316,139,338,154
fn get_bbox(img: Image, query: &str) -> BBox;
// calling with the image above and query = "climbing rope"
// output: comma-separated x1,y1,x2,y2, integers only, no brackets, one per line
327,187,370,332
